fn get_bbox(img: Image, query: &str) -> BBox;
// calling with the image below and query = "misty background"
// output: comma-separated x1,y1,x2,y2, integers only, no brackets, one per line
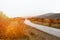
0,0,60,17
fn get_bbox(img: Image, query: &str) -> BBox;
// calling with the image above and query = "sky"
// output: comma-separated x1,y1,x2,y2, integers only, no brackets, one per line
0,0,60,18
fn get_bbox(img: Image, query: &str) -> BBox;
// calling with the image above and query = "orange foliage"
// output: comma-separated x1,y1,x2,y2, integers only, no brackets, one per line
0,13,28,38
58,20,60,23
0,14,10,37
5,18,27,38
43,18,51,23
53,19,58,23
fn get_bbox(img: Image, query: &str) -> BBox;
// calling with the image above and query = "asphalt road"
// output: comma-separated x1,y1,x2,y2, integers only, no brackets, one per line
24,19,60,38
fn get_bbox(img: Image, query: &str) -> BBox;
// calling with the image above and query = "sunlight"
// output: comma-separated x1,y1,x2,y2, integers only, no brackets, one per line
0,0,58,18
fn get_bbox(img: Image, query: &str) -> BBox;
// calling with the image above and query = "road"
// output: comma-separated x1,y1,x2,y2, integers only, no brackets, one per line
24,19,60,38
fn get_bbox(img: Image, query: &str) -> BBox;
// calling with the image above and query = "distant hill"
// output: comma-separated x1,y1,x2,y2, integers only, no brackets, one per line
33,13,60,19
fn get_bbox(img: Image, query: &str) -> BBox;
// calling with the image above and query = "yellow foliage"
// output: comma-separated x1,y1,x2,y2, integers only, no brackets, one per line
0,12,28,38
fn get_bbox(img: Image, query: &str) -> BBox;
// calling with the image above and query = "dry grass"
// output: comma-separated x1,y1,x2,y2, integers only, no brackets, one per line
0,13,60,40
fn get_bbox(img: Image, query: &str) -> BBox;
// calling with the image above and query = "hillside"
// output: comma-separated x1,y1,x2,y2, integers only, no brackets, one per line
27,13,60,29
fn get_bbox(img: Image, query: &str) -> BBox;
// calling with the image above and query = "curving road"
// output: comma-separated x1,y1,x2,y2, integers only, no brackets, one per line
24,19,60,38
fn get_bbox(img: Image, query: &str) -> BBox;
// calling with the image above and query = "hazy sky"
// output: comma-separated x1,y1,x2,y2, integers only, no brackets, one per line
0,0,60,17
